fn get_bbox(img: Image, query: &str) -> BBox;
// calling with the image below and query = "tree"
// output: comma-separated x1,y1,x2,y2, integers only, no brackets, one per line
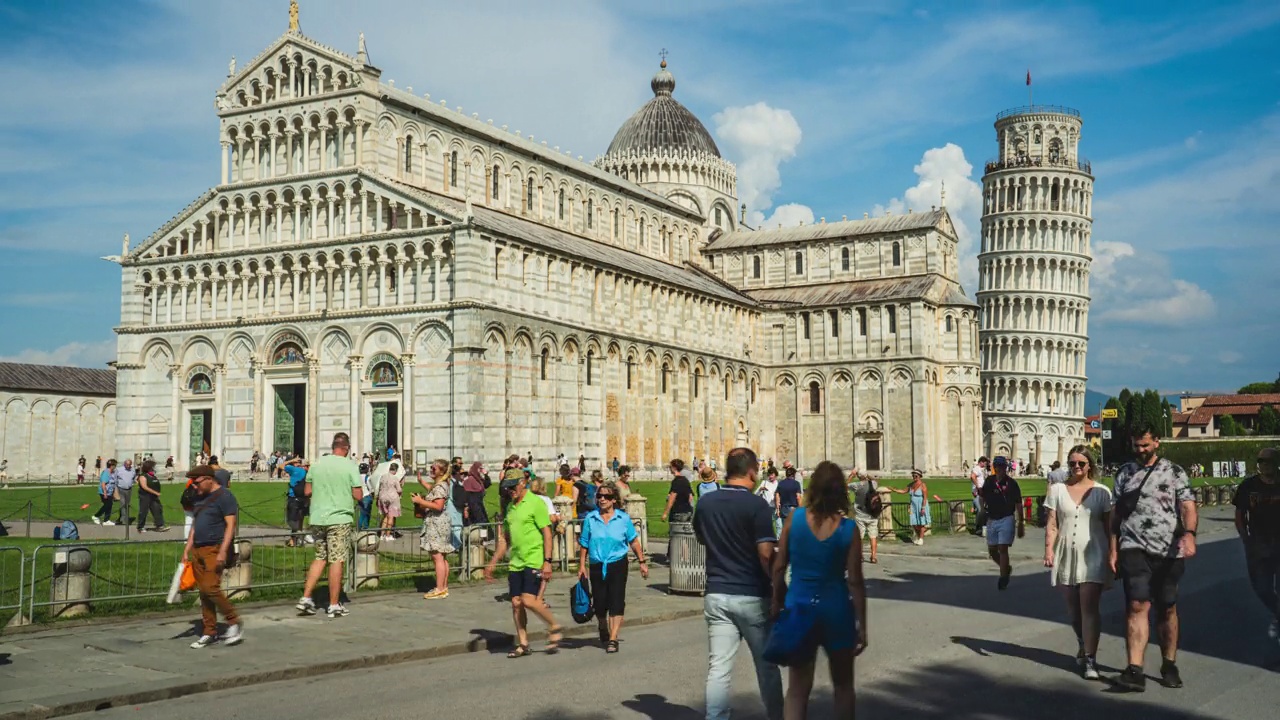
1238,381,1276,395
1219,414,1243,437
1258,405,1280,436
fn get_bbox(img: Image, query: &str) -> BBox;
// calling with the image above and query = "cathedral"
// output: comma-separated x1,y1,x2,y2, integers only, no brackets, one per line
112,11,983,475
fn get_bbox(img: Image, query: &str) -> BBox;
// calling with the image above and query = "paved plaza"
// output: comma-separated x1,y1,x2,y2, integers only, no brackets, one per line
1,506,1275,720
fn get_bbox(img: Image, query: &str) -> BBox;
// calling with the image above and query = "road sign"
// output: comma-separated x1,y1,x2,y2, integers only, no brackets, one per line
1101,409,1118,419
1102,430,1113,439
1090,420,1100,429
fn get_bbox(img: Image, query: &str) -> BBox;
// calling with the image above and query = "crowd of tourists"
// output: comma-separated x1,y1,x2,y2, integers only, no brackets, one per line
81,421,1277,720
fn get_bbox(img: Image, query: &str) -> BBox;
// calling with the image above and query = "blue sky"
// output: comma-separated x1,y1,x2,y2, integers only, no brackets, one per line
1,0,1277,395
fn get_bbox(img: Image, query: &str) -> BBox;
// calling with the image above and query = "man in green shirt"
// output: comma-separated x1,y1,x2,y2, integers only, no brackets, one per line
485,475,562,657
296,432,362,619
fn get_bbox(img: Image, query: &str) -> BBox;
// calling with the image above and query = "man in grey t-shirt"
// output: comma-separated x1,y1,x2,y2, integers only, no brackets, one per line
1112,423,1197,692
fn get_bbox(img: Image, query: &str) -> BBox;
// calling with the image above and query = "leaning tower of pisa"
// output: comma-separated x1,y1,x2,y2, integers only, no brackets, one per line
977,105,1094,470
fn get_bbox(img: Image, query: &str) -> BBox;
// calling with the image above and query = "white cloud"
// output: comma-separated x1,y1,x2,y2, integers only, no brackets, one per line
874,143,983,291
1218,350,1242,365
0,339,116,368
1090,241,1136,285
757,203,815,229
713,102,807,224
1097,279,1216,326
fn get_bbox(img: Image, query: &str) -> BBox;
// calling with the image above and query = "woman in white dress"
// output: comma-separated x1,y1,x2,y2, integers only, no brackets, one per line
1043,444,1115,680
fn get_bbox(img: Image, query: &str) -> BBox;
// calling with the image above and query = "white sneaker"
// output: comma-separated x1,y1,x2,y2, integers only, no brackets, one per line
296,597,317,615
1083,658,1100,681
189,634,215,649
103,520,115,526
327,604,350,618
222,624,243,646
914,538,924,546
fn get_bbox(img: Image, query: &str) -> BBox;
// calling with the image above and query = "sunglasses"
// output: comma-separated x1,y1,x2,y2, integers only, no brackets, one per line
597,494,615,501
1069,461,1090,468
1259,458,1275,464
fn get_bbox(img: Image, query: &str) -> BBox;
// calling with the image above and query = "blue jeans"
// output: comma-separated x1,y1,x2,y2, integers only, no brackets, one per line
357,495,373,530
704,594,783,720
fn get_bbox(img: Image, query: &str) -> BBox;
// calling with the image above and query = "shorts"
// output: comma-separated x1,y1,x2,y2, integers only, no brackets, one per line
986,515,1015,546
313,523,353,562
854,518,874,540
589,559,629,618
508,567,545,598
1119,548,1185,606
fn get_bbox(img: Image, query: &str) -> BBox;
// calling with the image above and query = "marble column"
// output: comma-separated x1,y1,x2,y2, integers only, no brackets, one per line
401,354,415,455
169,363,182,462
212,364,226,456
307,356,320,459
348,355,364,453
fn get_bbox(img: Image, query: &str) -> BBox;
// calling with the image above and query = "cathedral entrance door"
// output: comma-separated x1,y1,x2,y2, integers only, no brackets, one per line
865,439,882,472
273,384,306,457
370,402,399,459
188,409,211,466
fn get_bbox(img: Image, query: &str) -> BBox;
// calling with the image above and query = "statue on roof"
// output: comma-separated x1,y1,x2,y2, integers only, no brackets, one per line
122,233,130,257
289,0,300,33
228,55,236,77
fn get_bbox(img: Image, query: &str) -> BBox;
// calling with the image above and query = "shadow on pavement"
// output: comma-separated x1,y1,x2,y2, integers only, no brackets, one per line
876,537,1276,672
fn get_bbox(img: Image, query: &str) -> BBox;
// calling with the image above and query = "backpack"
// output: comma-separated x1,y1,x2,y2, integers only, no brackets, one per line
575,480,596,515
58,520,80,540
450,478,467,512
697,481,720,498
861,481,883,518
570,577,594,624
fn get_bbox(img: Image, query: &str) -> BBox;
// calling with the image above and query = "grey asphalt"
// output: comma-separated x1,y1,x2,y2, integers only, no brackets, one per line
5,506,1278,720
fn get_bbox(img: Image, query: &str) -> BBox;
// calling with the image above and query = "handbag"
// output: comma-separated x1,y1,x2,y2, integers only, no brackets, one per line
763,597,820,667
570,577,594,624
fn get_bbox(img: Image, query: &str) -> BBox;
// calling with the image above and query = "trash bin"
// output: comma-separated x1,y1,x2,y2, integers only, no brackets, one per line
667,521,705,595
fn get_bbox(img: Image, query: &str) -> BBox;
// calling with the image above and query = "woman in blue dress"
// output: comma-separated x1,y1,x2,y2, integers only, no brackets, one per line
771,460,868,719
891,470,931,546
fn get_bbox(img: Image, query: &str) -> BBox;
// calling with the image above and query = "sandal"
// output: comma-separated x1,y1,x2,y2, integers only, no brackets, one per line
507,644,530,659
546,626,564,654
869,557,878,564
606,640,619,654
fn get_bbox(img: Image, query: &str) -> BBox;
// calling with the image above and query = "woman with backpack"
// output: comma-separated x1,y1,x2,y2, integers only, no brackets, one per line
578,480,649,653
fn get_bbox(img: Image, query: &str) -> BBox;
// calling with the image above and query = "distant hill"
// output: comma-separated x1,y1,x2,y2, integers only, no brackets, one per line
1084,389,1111,415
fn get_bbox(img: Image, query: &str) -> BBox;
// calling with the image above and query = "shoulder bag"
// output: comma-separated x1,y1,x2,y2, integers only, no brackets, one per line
764,597,820,666
1114,464,1157,523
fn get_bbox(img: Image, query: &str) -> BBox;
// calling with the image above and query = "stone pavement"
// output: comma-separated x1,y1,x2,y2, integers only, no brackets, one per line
0,506,1245,720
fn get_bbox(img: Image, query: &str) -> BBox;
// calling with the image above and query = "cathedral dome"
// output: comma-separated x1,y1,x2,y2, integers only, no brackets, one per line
605,61,721,159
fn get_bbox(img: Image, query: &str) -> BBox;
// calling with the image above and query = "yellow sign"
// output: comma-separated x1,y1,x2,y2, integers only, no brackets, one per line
1101,409,1118,419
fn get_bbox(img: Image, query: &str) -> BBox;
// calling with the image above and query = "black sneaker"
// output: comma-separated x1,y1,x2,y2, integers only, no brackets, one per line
997,571,1011,591
1160,661,1183,689
1116,665,1146,692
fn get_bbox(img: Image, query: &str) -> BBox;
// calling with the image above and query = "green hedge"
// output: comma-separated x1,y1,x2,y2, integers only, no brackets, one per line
1159,437,1278,470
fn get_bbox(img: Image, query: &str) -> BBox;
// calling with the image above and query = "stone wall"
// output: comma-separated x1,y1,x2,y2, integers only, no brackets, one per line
0,390,115,480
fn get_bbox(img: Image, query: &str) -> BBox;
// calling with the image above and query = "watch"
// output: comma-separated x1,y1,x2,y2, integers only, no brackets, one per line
1184,529,1197,537
544,557,553,563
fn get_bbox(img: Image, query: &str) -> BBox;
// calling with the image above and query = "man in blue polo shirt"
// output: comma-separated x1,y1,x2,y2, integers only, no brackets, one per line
693,447,783,720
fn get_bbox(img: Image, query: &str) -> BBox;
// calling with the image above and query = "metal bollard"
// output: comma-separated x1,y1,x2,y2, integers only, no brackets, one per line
224,539,253,600
50,547,92,618
1192,486,1204,506
353,533,380,590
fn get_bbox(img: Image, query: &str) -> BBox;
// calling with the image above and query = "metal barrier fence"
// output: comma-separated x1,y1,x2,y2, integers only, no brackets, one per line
0,546,25,621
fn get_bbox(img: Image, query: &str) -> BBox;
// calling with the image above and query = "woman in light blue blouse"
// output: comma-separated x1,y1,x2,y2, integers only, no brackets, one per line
578,481,649,653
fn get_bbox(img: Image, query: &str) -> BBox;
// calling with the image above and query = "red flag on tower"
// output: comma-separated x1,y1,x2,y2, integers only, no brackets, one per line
1026,69,1031,86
